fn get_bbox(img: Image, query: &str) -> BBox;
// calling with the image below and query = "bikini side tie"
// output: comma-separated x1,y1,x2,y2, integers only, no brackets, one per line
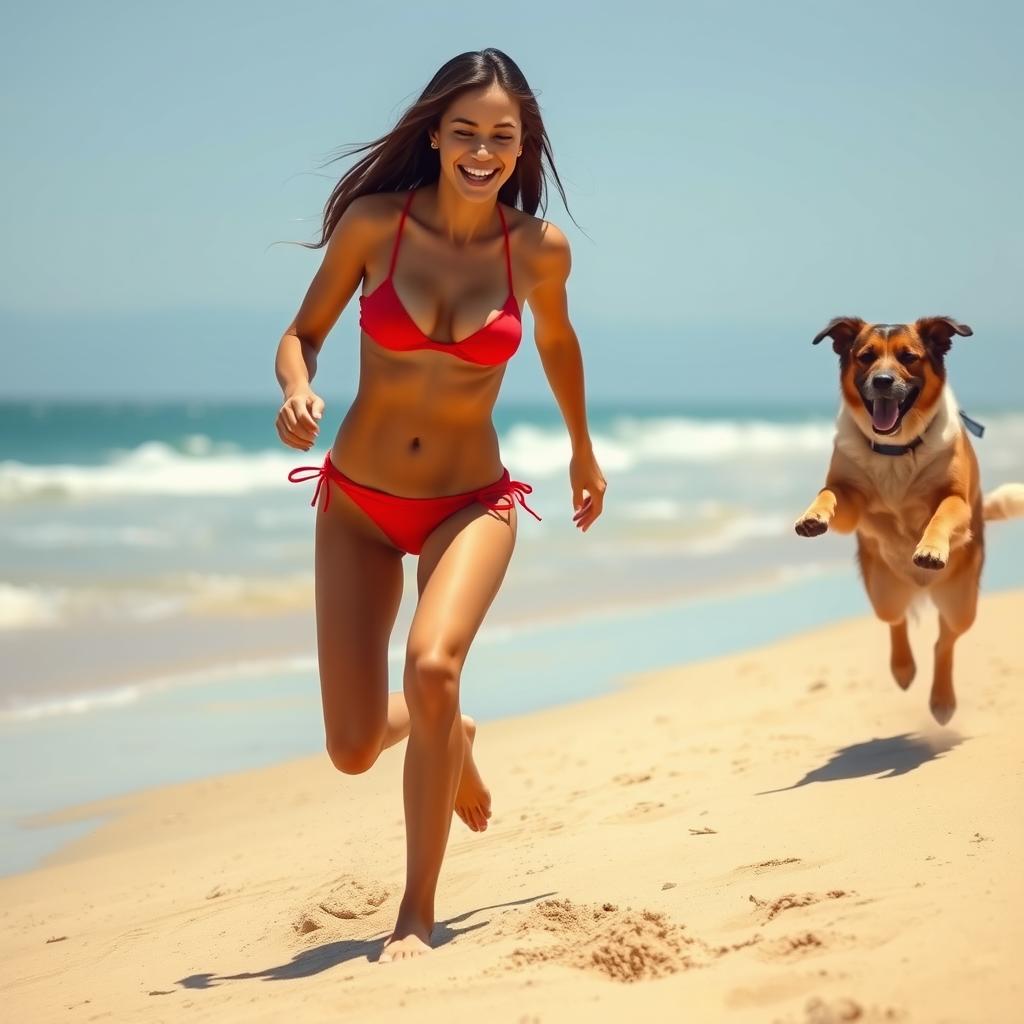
477,476,543,522
287,452,334,510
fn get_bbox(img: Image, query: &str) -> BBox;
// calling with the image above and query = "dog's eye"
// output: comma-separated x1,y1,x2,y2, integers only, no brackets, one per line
897,351,920,366
857,350,876,366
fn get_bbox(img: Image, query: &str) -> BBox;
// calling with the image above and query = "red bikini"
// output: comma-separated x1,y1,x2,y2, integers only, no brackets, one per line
359,188,523,364
287,189,540,555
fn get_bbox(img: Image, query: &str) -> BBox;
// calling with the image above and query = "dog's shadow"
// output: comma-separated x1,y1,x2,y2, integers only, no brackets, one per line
757,731,965,794
175,891,557,990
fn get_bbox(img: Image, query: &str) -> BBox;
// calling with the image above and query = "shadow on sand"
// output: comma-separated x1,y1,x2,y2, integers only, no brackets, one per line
176,890,557,989
757,731,966,794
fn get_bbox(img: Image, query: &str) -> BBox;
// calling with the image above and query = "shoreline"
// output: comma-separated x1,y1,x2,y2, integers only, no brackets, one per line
5,562,1024,881
3,590,1022,1020
0,558,850,724
3,563,866,880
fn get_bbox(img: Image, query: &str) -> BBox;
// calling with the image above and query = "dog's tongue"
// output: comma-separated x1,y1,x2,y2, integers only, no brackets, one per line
872,397,900,433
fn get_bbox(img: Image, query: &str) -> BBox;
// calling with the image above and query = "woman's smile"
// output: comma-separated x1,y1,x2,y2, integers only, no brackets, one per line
457,163,500,186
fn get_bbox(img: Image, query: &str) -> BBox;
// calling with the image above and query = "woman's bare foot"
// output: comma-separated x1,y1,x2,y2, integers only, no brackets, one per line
379,913,433,963
454,715,491,832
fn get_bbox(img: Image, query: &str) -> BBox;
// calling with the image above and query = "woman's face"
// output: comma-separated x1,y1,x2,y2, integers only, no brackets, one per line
430,83,523,202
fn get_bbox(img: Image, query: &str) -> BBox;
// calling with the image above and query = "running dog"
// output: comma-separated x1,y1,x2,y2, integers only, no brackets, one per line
795,316,1024,723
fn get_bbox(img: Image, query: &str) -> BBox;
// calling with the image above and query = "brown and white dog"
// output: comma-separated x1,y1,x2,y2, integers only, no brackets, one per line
795,316,1024,723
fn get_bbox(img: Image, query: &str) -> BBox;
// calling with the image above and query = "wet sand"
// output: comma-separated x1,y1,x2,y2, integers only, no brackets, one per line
3,590,1022,1023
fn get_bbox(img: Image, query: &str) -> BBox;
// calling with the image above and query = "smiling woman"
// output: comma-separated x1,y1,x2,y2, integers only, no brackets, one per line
272,49,607,965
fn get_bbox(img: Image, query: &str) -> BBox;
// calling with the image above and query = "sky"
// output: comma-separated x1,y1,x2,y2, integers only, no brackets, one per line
2,0,1022,404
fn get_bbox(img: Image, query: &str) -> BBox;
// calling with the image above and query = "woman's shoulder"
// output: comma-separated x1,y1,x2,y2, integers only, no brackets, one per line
328,190,412,245
504,205,571,281
503,205,570,267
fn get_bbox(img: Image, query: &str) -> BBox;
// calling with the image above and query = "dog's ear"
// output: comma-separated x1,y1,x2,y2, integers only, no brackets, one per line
812,317,866,356
914,316,973,358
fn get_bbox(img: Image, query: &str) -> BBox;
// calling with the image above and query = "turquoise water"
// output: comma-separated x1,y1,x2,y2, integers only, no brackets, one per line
1,399,1022,876
3,523,1024,878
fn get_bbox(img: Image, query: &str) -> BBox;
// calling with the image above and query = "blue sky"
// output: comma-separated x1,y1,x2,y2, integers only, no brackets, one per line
2,0,1021,404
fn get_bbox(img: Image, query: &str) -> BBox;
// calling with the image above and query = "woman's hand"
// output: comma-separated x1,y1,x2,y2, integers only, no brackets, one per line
569,446,606,532
276,389,325,451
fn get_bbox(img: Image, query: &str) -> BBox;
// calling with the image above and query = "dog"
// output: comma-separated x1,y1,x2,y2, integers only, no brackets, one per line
795,316,1024,724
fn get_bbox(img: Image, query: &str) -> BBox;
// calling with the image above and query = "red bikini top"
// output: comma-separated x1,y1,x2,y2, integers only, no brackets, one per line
358,189,522,366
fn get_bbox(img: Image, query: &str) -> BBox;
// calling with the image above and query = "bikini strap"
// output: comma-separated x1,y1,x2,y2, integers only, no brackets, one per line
495,203,513,292
387,189,417,278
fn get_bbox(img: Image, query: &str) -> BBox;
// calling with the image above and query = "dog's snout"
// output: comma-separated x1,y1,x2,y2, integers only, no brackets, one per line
872,373,896,393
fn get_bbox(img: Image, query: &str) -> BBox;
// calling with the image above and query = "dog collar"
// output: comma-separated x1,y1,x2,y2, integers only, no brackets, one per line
870,435,924,456
868,409,986,457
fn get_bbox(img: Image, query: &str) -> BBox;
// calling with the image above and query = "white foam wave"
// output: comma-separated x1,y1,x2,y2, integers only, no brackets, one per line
0,573,315,631
499,417,837,478
0,441,304,502
0,583,65,630
2,414,1021,501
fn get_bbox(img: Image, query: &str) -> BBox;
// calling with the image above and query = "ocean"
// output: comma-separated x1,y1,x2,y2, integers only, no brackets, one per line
2,398,1023,874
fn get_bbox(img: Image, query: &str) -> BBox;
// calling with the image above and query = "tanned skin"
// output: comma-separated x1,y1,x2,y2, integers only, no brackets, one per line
274,83,606,963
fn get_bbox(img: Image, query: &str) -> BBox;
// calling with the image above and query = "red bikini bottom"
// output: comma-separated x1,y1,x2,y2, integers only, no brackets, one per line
287,451,541,555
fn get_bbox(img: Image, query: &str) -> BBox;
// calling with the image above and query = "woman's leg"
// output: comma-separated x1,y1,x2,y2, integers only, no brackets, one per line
314,487,406,773
380,502,517,962
315,487,492,802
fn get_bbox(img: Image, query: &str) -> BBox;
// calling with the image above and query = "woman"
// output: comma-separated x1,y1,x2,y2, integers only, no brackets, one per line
275,48,606,963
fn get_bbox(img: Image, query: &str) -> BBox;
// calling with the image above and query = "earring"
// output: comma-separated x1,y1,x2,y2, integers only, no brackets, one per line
430,140,438,149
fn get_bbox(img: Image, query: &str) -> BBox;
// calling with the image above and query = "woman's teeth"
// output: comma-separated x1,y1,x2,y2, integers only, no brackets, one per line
459,165,498,184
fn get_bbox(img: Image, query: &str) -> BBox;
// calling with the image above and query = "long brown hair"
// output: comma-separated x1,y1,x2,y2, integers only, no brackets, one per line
296,49,573,251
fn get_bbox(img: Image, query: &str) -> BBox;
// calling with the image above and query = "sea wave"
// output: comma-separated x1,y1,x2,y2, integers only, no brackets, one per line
2,414,1021,500
0,654,318,723
0,560,852,723
0,440,300,502
500,417,837,476
0,582,65,630
0,573,315,631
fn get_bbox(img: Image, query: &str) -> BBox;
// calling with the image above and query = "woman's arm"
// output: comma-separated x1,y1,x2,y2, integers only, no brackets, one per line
273,198,376,450
526,222,607,530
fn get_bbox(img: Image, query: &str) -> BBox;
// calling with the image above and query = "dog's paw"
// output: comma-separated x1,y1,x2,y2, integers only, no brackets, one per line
891,658,916,690
795,512,829,538
930,696,956,725
913,543,948,570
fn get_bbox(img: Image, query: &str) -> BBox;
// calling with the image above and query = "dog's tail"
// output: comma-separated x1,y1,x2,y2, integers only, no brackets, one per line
983,483,1024,522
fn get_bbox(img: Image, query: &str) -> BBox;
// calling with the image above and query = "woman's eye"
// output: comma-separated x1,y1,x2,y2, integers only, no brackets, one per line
453,132,514,142
857,351,876,365
898,351,919,365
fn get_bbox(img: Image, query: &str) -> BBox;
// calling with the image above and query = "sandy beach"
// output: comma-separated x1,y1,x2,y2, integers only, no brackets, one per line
3,590,1022,1023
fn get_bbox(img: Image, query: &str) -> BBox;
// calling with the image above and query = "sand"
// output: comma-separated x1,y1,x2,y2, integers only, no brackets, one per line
3,590,1023,1023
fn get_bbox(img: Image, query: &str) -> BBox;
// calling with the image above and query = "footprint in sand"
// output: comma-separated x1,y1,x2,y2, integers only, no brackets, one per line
612,771,653,786
749,890,849,922
317,877,390,919
504,898,704,982
502,898,773,982
291,876,391,937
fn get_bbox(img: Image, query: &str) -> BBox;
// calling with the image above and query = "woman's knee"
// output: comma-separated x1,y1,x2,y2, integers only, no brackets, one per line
325,730,382,775
404,650,461,729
